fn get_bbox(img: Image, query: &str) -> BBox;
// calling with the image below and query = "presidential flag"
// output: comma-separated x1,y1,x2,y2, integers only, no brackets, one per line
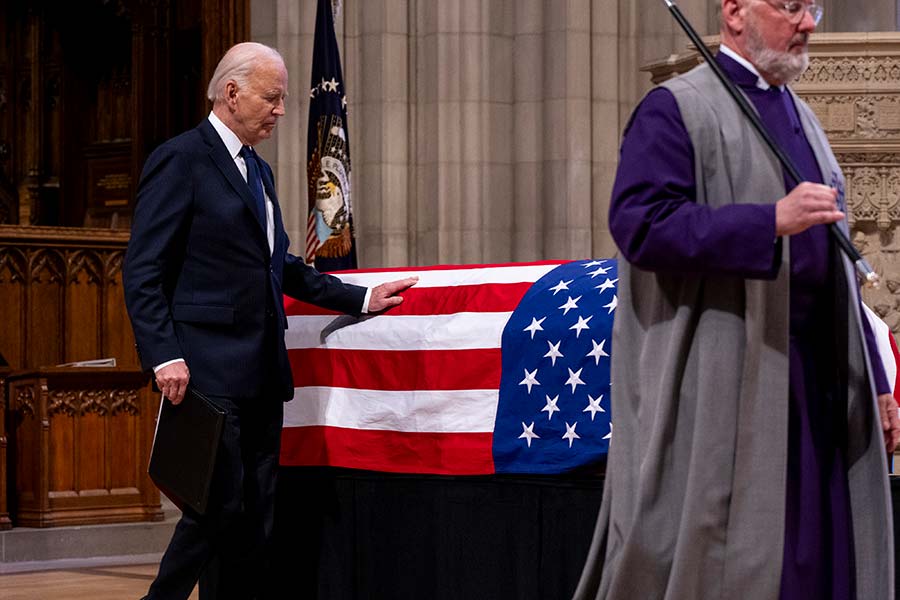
280,260,617,475
305,0,357,271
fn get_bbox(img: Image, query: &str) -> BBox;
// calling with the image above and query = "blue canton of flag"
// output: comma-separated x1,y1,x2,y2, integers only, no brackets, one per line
492,260,617,473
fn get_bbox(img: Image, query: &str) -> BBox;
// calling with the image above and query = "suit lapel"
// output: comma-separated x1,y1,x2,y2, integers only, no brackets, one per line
198,120,269,236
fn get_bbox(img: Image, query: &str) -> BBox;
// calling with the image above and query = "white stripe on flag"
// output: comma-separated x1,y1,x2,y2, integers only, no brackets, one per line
285,312,512,351
284,386,500,432
331,263,561,288
863,303,898,391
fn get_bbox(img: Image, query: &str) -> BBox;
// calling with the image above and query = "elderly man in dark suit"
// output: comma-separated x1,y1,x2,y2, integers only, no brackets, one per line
124,42,415,600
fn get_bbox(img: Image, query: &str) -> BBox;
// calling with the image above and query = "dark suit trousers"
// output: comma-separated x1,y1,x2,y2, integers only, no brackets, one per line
146,393,284,600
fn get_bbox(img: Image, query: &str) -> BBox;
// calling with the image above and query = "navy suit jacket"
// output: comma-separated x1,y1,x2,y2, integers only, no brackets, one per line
124,119,366,401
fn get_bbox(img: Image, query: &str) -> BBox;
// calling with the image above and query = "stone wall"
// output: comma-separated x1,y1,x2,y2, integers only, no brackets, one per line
248,1,900,277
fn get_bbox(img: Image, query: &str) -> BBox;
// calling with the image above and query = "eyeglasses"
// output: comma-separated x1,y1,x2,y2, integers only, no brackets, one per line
771,1,823,26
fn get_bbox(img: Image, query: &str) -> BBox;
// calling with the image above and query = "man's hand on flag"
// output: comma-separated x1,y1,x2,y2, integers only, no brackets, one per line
368,276,419,313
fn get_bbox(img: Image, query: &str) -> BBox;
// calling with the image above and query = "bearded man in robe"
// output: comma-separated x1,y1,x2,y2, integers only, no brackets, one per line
574,2,900,599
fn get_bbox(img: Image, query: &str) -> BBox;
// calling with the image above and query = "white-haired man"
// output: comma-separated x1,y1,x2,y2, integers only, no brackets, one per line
574,2,900,599
125,42,416,599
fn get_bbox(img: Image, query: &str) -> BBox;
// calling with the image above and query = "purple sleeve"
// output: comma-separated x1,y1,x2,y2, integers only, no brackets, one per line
609,88,781,279
860,305,891,395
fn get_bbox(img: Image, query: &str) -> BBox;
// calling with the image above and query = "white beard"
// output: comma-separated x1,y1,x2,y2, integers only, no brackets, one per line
745,17,810,85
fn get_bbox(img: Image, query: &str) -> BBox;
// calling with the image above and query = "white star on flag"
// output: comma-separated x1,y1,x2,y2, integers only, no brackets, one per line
519,368,540,393
595,278,618,294
583,394,605,420
603,295,618,314
549,279,574,295
523,316,546,339
603,423,613,440
559,295,581,316
519,421,540,447
544,340,564,366
588,266,611,278
565,367,585,393
569,315,592,338
586,339,609,365
542,395,560,420
582,260,605,268
562,422,581,448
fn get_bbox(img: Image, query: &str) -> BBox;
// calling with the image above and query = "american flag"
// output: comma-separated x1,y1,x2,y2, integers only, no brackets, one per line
862,302,900,407
280,260,617,475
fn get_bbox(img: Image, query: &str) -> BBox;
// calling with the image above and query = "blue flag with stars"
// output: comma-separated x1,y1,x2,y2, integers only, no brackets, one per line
492,260,616,473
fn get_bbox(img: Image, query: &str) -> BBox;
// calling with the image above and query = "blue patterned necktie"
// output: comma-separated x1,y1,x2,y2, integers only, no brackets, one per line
239,145,266,224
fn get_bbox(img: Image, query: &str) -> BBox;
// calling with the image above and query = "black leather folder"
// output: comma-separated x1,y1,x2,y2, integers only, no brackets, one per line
149,387,226,514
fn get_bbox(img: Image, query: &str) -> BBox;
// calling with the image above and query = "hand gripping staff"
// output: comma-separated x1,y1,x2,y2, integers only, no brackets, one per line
661,0,879,287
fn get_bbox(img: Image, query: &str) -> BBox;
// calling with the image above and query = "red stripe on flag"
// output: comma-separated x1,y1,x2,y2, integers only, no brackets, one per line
889,330,900,407
285,282,532,316
289,347,501,390
280,426,495,475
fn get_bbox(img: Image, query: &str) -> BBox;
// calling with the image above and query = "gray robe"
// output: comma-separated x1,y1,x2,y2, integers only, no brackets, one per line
573,62,893,600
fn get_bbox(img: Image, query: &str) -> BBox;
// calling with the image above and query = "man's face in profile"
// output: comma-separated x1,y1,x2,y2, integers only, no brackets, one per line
742,0,817,85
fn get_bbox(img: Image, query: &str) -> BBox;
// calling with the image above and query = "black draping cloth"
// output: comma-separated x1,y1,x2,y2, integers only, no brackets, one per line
264,468,604,600
261,472,900,599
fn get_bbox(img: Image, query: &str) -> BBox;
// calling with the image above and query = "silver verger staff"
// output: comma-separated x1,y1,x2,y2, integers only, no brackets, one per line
662,0,879,286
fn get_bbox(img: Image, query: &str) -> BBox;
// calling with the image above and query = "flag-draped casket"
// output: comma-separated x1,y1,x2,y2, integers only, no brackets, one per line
281,260,618,475
281,259,900,476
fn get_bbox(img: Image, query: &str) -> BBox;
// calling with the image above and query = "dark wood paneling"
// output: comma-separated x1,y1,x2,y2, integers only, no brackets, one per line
0,0,251,528
0,226,137,371
0,249,25,367
0,0,251,227
0,365,12,529
201,0,251,87
0,1,17,226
